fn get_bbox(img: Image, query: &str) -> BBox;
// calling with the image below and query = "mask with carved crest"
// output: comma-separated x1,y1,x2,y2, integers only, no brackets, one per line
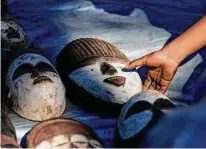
56,38,142,114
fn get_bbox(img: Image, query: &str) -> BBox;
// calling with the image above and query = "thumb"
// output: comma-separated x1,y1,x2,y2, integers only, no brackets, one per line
125,55,147,69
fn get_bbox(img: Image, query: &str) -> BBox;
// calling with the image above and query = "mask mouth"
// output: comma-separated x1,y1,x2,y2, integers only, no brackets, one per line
33,76,53,85
103,76,126,87
7,29,20,39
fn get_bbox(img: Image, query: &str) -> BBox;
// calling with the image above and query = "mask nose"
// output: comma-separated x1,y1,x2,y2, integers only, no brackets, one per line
104,76,126,87
31,68,41,79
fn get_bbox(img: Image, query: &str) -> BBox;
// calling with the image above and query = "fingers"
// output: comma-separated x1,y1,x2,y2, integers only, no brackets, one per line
147,71,160,90
143,75,152,91
158,79,170,93
148,81,156,90
125,55,147,69
159,86,168,93
156,84,161,91
143,74,170,93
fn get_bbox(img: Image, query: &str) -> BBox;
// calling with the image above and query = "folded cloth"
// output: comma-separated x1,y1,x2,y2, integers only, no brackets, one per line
115,90,185,147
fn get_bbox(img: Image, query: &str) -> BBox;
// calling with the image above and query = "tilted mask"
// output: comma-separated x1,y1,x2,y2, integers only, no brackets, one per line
6,53,66,121
1,13,28,51
57,38,142,105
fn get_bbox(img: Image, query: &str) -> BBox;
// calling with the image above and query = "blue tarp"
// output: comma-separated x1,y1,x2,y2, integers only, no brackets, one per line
6,0,206,147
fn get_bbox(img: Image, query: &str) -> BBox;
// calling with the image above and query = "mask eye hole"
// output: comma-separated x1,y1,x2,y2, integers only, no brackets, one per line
36,62,56,73
12,64,34,81
100,62,117,75
125,101,152,119
153,98,175,109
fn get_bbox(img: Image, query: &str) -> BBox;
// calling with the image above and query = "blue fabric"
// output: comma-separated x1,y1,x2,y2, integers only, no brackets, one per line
7,0,206,147
7,0,206,63
92,0,206,63
92,0,206,34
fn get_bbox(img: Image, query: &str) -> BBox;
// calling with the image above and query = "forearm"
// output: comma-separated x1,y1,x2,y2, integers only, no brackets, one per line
162,15,206,64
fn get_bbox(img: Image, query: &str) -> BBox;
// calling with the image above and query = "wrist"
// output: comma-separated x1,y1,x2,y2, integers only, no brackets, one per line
161,45,187,64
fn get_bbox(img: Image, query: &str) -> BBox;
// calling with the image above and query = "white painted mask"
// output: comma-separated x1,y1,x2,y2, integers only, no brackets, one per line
6,53,66,121
36,134,103,148
69,60,142,104
27,118,103,148
1,14,28,50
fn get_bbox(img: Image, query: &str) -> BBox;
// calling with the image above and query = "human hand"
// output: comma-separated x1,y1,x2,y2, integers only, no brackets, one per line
125,50,180,93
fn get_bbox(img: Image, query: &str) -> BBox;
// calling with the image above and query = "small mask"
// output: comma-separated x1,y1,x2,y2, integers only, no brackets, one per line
1,13,28,50
6,53,66,121
57,38,142,105
116,90,176,147
27,118,104,148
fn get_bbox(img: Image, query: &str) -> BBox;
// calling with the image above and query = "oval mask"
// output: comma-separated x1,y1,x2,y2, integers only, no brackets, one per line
57,38,142,105
6,53,66,121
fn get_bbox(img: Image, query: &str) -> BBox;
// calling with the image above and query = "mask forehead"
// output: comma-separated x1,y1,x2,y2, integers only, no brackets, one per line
70,61,135,79
103,61,126,69
6,54,54,84
73,60,126,73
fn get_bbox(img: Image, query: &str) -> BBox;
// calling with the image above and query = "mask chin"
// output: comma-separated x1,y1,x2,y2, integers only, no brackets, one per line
19,82,59,121
12,77,65,121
